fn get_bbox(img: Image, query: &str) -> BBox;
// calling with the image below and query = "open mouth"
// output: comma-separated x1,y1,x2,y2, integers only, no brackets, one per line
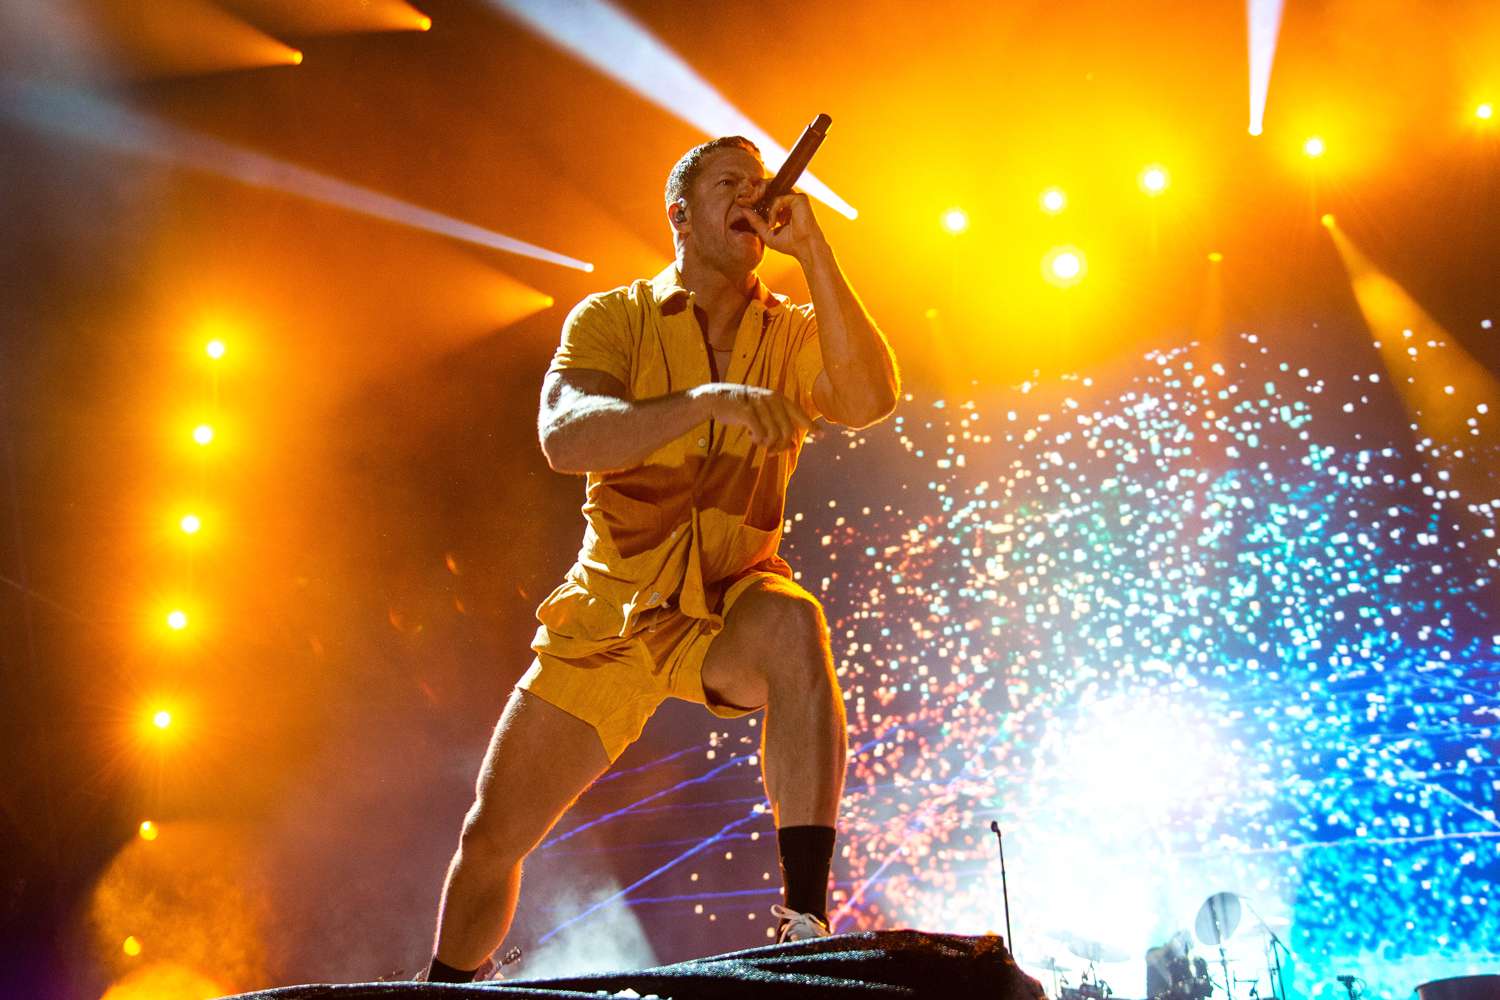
729,217,758,235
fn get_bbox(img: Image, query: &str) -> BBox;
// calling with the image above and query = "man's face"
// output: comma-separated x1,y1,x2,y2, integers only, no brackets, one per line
683,146,770,272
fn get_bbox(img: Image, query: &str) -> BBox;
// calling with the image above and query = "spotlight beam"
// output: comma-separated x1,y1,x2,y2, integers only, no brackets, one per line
0,82,594,272
489,0,857,220
1247,0,1284,135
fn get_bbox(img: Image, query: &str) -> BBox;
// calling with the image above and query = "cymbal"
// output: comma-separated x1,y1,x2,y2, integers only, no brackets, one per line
1195,891,1243,946
1055,930,1130,964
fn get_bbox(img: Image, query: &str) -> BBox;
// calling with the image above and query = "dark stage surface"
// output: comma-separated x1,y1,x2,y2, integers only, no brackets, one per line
223,932,1044,1000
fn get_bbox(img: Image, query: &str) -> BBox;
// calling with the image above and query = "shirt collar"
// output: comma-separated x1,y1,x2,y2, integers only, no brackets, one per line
650,263,787,316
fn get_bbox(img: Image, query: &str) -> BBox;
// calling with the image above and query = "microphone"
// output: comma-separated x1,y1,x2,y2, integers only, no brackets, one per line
753,113,832,220
1336,976,1357,985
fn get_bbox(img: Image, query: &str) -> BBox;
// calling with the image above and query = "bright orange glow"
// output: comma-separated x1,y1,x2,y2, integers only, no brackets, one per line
418,15,433,31
1207,251,1224,262
166,610,188,631
139,821,159,842
1321,213,1336,228
1139,165,1169,195
1478,103,1494,121
204,339,226,360
1043,246,1086,287
152,710,172,730
123,936,142,957
179,513,201,534
941,208,969,234
1040,188,1066,214
1304,136,1325,157
290,50,304,66
192,424,214,446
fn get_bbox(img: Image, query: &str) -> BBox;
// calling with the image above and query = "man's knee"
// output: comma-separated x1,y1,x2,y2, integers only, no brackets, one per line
751,588,833,693
457,797,536,867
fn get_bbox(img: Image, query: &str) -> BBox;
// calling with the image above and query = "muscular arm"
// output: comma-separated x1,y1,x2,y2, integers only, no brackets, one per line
538,369,713,475
538,369,813,475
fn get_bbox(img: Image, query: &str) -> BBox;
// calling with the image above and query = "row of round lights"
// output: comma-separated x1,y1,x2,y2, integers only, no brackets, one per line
129,336,228,960
935,105,1493,286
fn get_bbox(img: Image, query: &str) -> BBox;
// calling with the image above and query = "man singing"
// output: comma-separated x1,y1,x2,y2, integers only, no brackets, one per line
423,135,899,983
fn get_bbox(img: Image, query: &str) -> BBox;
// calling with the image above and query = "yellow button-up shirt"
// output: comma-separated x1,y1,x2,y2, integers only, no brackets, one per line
536,264,825,641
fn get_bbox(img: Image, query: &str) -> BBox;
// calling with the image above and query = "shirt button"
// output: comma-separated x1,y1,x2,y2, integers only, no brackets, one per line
697,437,707,448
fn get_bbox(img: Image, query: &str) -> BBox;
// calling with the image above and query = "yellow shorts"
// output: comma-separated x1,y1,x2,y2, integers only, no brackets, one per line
520,571,781,762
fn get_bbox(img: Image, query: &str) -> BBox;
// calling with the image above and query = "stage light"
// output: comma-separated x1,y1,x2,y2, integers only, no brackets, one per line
1304,136,1325,157
166,610,188,631
941,208,969,234
485,0,856,219
1208,251,1224,262
1040,188,1066,214
418,15,433,31
192,423,214,446
138,820,158,841
1247,0,1285,136
1478,103,1494,121
152,710,172,730
289,50,304,65
122,936,142,957
1321,213,1336,228
0,84,594,272
1043,246,1086,287
1139,165,1169,195
204,339,226,360
179,514,201,534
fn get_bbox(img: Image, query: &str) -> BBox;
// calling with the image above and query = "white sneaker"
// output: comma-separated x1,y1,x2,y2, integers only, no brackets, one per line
771,904,831,943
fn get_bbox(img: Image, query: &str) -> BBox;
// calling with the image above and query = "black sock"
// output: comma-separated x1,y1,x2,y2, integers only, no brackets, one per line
777,824,836,925
425,956,480,983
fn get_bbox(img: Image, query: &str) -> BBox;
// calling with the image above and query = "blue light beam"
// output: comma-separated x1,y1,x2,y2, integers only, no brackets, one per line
489,0,858,220
1247,0,1284,136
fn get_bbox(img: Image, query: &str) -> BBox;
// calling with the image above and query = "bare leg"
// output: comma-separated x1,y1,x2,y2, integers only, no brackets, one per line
432,686,611,970
701,583,847,828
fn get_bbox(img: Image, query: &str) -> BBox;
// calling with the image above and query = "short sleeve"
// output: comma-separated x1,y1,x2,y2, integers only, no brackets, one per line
547,293,632,386
791,308,824,421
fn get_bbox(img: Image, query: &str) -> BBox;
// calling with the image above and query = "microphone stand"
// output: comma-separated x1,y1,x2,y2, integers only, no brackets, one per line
989,821,1014,951
1239,897,1289,1000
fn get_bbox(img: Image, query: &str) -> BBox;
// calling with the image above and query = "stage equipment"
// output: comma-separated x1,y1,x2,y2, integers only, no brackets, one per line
990,820,1015,950
1193,892,1245,1000
753,114,832,221
222,930,1047,999
1416,976,1500,1000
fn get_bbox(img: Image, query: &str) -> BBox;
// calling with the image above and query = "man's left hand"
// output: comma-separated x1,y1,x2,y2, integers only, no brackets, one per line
745,191,827,264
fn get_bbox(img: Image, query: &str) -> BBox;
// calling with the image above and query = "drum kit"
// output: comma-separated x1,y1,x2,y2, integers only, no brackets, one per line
1029,892,1290,1000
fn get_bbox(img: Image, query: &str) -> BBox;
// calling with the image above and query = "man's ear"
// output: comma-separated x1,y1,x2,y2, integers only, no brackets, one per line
670,200,689,228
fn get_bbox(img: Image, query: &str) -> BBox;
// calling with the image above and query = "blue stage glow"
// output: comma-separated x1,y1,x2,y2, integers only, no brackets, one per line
0,82,595,271
540,327,1498,999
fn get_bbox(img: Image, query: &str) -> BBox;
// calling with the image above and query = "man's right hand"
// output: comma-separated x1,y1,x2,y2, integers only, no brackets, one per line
694,383,816,453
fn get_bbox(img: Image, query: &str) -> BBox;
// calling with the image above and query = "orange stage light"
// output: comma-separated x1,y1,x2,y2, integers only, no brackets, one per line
139,821,159,842
1040,188,1066,214
192,424,214,446
152,710,172,730
1207,251,1224,262
1139,165,1169,195
122,936,142,957
1478,103,1494,121
166,610,188,631
204,339,226,360
1304,136,1325,157
180,513,202,534
941,208,969,234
